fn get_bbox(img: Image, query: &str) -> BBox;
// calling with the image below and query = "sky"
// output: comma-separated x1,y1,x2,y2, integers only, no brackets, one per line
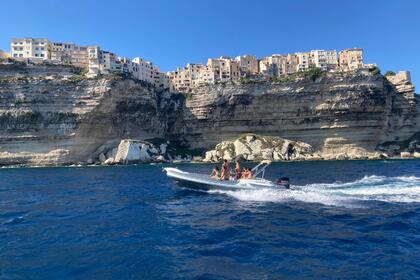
1,0,419,87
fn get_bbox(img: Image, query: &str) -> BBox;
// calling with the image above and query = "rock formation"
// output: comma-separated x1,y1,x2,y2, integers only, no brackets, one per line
174,68,418,159
0,62,418,166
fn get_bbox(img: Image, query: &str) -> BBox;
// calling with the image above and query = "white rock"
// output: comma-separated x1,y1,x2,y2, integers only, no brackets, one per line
261,148,273,160
159,143,167,154
412,152,420,158
245,135,255,143
104,158,114,165
401,152,411,158
233,140,251,156
114,139,153,164
155,155,166,162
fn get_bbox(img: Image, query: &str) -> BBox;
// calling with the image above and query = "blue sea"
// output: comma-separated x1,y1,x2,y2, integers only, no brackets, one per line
1,160,419,279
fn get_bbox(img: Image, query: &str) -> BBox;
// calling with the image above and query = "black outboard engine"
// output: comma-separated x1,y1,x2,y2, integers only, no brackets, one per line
277,177,290,189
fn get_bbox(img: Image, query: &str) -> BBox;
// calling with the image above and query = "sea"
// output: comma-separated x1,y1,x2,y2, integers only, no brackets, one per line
0,160,419,279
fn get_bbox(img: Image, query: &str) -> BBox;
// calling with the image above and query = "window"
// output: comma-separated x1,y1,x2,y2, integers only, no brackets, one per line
40,54,44,57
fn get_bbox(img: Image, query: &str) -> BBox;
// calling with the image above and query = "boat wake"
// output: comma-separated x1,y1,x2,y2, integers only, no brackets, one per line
208,175,420,206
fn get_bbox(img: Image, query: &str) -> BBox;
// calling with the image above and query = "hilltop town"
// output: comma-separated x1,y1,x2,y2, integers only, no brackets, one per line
0,36,418,166
0,37,399,94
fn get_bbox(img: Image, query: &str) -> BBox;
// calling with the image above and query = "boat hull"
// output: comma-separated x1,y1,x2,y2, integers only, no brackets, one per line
164,167,279,191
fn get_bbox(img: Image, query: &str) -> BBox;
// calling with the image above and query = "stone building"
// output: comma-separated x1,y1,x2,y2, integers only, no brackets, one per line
207,57,240,82
339,48,364,70
235,55,259,76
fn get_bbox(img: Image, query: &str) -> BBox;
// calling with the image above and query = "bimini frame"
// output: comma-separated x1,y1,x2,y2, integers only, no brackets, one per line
251,160,272,179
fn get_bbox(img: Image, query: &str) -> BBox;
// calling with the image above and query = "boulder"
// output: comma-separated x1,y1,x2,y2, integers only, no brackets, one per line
159,143,167,154
233,140,251,156
413,152,420,158
155,155,166,162
99,153,106,162
114,139,156,164
103,158,115,165
400,152,411,158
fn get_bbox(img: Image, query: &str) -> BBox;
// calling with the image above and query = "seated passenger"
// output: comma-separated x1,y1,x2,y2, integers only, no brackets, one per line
246,167,253,179
210,165,219,178
241,167,252,179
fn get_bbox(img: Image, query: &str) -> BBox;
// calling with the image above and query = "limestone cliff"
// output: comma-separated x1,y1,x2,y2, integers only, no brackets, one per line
0,62,179,166
174,68,418,159
0,62,418,166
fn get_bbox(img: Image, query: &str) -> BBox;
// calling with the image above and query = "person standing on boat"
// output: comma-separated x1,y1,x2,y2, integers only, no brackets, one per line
220,159,230,180
286,143,294,160
235,159,242,180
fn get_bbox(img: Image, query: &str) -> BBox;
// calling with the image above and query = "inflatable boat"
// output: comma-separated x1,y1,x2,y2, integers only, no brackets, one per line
164,160,290,191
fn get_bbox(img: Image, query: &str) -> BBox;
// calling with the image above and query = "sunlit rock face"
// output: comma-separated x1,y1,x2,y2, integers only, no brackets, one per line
0,62,418,166
0,63,179,166
175,68,419,158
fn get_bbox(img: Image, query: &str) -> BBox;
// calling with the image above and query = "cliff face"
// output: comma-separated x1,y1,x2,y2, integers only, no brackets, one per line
0,63,179,165
175,69,418,158
0,63,418,166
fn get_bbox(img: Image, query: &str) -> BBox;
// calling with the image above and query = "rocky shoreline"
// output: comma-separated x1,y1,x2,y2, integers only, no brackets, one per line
0,62,419,167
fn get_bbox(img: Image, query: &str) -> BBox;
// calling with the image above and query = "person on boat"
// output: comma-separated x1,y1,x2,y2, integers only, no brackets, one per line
241,167,252,179
220,159,230,180
210,165,219,178
286,143,294,160
235,160,242,180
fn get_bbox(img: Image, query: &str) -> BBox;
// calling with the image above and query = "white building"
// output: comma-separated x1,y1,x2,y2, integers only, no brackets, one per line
87,46,101,75
11,38,50,60
310,50,338,71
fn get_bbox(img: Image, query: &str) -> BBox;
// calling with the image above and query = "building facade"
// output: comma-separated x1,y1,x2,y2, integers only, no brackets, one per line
11,38,50,60
338,48,364,70
310,50,338,71
235,55,259,76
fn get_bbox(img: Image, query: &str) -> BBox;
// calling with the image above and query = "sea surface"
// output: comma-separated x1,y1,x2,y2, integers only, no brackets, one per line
0,160,419,279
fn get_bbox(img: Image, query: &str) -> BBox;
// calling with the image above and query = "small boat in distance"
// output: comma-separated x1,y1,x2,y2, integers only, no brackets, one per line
164,160,290,191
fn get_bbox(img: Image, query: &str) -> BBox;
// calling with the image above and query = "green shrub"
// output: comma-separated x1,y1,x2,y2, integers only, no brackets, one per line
370,66,381,75
385,70,396,76
305,67,323,81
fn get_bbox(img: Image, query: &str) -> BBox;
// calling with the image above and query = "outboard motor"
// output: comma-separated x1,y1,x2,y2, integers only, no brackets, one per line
277,177,290,189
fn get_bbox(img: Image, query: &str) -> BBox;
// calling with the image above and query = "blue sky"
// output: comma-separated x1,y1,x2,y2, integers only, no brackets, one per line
1,0,419,87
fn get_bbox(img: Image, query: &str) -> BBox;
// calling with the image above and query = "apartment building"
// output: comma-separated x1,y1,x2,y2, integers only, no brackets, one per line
100,51,122,73
11,38,50,60
310,50,338,71
132,57,160,84
235,55,259,76
50,42,88,68
259,54,299,76
295,52,312,72
338,48,364,70
86,46,100,75
207,57,240,82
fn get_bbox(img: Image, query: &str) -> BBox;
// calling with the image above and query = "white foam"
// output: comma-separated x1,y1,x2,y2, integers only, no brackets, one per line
209,175,420,206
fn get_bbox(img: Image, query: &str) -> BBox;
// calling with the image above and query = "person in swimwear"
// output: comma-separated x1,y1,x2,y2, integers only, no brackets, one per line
235,160,242,180
210,165,219,178
220,159,230,180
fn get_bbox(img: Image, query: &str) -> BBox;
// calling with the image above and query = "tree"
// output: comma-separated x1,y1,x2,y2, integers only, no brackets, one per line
385,71,396,76
306,67,323,81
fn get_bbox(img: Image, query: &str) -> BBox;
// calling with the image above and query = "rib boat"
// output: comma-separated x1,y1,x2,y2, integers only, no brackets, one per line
164,160,290,191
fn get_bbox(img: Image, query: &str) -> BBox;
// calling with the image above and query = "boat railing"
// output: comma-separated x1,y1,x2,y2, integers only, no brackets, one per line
251,160,272,179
